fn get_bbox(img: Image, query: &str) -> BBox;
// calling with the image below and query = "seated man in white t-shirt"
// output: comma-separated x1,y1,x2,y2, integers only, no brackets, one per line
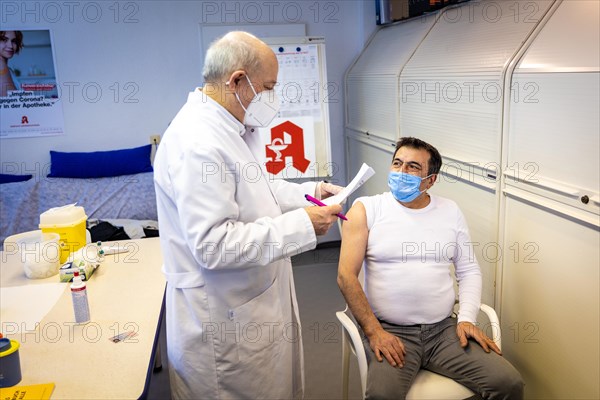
337,137,524,399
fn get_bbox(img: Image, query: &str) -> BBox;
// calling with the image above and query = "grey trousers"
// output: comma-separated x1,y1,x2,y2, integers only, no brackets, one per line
363,317,524,400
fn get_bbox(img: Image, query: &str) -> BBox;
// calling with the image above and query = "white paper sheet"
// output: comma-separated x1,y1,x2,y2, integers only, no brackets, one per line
323,163,376,205
0,283,67,333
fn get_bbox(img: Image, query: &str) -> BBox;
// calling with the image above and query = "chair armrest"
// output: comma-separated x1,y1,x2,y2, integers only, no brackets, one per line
479,303,502,350
336,310,363,354
336,309,368,396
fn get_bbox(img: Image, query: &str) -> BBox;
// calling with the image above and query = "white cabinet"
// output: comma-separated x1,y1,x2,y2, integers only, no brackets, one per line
344,1,600,397
500,196,599,398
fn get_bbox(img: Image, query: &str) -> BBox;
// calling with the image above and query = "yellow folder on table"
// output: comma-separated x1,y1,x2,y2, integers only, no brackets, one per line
0,383,55,400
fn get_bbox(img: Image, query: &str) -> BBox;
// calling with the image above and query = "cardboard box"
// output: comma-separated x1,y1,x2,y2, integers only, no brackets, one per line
377,0,432,24
59,245,101,282
59,262,96,282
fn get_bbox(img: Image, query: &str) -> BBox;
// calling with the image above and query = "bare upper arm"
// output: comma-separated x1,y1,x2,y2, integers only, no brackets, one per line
338,201,369,281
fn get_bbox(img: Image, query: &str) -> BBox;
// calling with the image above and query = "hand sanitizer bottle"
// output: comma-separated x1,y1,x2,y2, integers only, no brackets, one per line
71,270,90,323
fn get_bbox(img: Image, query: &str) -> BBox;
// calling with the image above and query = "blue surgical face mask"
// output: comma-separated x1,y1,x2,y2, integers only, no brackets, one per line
388,171,432,203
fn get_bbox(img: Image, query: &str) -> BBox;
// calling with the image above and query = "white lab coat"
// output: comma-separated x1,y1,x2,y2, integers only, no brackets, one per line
153,89,318,399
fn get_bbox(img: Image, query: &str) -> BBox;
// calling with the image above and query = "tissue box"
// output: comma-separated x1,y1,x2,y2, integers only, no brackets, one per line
59,261,97,282
59,245,101,282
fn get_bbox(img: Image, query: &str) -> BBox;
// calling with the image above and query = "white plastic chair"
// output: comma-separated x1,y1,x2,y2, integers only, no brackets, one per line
336,303,502,399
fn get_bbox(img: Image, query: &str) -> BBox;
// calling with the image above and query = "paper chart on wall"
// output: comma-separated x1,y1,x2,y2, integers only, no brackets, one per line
323,163,375,206
273,44,322,118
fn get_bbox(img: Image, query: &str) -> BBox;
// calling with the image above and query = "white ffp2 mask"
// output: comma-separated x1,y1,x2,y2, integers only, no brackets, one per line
235,75,280,127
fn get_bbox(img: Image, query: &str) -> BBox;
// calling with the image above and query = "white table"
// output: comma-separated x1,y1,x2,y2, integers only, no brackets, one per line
0,238,165,399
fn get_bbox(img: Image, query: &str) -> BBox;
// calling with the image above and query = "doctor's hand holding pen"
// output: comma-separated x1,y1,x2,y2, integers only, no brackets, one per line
305,203,343,236
305,181,345,236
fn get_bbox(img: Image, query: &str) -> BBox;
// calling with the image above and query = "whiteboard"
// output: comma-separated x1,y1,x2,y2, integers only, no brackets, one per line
260,36,332,179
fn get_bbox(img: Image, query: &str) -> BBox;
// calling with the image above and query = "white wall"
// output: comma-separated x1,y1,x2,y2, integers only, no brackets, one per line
0,0,377,183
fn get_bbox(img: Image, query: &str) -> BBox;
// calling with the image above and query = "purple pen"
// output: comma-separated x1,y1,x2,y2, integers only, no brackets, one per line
304,194,348,221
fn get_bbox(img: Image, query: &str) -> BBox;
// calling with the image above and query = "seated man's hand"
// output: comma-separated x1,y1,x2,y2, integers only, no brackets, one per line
367,328,406,368
317,181,344,200
457,321,502,355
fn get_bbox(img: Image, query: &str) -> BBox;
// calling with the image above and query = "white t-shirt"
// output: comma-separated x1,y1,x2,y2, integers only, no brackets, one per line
356,192,482,325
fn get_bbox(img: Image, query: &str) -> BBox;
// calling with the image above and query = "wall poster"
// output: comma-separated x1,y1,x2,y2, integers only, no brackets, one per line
1,29,64,138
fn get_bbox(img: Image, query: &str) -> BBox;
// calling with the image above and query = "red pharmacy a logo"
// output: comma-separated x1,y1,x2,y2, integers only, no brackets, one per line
265,121,310,175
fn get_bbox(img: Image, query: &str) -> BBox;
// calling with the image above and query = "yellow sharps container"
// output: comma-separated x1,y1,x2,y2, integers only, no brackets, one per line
39,204,88,263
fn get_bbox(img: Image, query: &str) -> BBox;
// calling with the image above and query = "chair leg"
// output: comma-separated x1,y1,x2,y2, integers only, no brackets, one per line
342,334,350,400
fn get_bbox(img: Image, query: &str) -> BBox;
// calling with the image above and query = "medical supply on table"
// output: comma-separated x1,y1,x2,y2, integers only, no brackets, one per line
70,270,90,323
39,204,88,264
98,243,130,256
0,338,22,388
109,330,138,343
59,244,101,282
4,230,61,279
305,194,348,221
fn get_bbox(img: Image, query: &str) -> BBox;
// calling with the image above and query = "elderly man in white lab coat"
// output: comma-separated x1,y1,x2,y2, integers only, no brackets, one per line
153,31,343,399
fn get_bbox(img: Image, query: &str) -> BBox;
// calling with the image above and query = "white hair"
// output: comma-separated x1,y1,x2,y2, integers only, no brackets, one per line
202,32,263,83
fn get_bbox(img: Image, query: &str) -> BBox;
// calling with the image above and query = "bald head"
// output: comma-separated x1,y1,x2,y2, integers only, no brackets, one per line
201,31,279,124
225,31,266,47
202,31,275,84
